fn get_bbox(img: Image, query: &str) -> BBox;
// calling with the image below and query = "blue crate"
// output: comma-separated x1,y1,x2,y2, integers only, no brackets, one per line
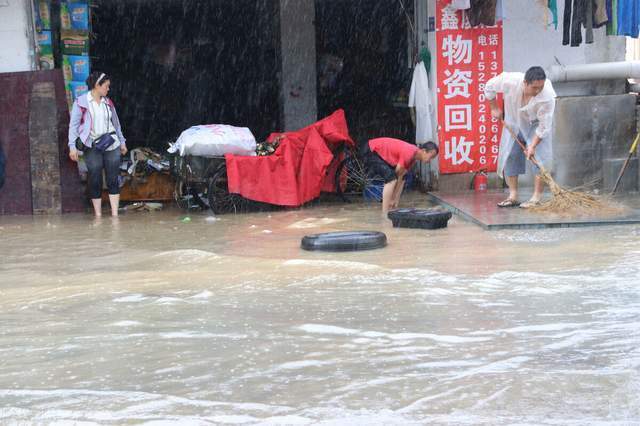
363,180,384,202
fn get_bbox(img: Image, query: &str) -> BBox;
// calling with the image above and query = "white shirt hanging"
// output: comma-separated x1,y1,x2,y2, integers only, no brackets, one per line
408,61,435,145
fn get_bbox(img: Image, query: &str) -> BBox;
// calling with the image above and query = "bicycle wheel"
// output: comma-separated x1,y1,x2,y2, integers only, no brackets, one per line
335,150,383,202
174,178,192,210
207,164,253,214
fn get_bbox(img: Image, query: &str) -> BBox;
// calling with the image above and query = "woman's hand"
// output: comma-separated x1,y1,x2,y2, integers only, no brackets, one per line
69,148,79,162
120,144,128,156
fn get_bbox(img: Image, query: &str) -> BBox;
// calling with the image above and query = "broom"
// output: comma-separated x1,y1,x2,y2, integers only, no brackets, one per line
501,121,618,215
611,133,640,195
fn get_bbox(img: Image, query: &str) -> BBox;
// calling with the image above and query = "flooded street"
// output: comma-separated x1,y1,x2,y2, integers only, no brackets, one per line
1,195,640,425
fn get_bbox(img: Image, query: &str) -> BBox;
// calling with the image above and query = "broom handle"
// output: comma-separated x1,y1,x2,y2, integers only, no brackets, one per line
500,121,543,169
611,133,640,195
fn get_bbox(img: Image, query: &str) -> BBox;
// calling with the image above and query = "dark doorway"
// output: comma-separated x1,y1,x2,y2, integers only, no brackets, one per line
315,0,415,148
91,0,280,151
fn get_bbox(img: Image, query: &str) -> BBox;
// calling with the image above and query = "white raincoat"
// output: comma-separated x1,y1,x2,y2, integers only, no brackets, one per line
484,72,556,177
408,61,435,144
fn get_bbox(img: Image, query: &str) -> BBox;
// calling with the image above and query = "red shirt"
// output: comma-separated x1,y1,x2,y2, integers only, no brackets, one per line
368,137,418,170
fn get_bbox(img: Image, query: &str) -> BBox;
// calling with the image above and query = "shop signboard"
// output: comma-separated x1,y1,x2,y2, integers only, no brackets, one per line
435,0,503,174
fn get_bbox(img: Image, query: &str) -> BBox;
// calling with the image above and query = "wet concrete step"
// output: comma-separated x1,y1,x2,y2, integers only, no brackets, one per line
427,190,640,230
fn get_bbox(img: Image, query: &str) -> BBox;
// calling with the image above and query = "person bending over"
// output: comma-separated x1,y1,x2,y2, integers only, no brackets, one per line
364,137,438,213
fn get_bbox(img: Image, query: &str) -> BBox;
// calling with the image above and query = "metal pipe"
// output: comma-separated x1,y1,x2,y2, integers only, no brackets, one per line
549,61,640,83
629,83,640,93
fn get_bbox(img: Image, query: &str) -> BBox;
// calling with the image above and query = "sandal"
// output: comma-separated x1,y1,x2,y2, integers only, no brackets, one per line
497,198,520,208
520,199,542,209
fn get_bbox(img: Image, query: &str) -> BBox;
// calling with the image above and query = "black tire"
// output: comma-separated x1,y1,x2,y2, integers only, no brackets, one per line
301,231,387,252
387,208,452,230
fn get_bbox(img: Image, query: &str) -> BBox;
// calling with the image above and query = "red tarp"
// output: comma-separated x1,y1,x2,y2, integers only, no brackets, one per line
225,109,354,207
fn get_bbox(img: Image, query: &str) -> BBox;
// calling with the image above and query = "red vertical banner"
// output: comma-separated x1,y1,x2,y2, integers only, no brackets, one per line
436,1,503,174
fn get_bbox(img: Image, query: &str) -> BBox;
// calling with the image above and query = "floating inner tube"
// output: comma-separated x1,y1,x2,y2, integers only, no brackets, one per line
301,231,387,252
387,208,452,230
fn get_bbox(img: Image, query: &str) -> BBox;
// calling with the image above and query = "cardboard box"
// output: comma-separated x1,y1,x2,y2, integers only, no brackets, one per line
69,81,89,100
37,0,52,30
68,1,89,31
60,2,71,30
63,55,90,82
37,31,54,70
61,30,90,56
61,1,89,31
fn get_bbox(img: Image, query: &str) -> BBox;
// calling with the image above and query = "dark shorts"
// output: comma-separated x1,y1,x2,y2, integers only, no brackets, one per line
504,130,541,177
363,145,397,184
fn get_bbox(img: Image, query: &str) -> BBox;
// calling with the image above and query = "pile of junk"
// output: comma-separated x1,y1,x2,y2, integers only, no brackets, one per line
74,147,171,212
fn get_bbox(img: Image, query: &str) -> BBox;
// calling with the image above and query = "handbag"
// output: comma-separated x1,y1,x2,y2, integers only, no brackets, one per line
94,131,117,151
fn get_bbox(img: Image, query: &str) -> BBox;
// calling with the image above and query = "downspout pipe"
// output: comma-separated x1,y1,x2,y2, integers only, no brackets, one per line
549,61,640,83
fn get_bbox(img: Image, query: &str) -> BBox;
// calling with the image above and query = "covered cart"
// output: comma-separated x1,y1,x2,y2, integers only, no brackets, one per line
171,110,357,214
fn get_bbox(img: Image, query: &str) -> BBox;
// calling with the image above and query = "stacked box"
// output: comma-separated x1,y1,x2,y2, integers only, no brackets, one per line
36,0,52,31
61,1,89,31
61,30,90,56
36,1,53,70
37,31,54,70
60,1,90,108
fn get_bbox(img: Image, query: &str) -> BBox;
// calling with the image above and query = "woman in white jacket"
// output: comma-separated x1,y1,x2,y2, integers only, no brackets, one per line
484,67,556,208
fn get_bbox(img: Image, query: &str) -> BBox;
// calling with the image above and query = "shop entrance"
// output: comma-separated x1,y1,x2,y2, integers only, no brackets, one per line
315,0,416,148
90,0,280,151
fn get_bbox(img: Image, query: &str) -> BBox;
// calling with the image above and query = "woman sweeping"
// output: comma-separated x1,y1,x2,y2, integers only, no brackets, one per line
484,66,556,208
68,72,127,217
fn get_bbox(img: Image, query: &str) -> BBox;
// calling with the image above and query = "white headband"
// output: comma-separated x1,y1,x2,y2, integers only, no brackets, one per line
96,73,106,84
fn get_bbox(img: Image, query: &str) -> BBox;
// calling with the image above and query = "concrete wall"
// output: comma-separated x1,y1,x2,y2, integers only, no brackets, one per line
0,0,35,73
553,94,637,188
279,0,317,131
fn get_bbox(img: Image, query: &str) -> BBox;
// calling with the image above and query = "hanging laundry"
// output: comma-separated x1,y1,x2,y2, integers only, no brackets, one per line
593,0,608,28
408,61,435,145
467,0,498,27
548,0,558,29
562,0,594,47
606,0,618,36
584,0,594,43
617,0,639,38
419,47,431,75
451,0,471,10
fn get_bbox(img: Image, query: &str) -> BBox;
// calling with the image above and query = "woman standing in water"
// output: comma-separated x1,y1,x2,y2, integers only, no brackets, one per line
68,72,127,217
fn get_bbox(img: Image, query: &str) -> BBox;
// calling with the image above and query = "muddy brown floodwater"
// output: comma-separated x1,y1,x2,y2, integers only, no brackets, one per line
1,195,639,424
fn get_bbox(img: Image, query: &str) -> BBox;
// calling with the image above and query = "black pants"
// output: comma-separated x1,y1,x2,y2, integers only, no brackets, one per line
563,0,593,46
363,144,398,184
84,147,121,199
